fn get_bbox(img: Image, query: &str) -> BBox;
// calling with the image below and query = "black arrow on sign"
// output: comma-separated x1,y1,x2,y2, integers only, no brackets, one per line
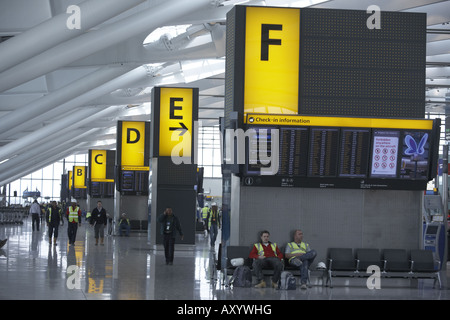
169,122,188,136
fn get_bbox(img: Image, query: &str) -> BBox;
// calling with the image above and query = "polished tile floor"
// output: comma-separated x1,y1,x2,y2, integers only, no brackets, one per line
0,217,449,300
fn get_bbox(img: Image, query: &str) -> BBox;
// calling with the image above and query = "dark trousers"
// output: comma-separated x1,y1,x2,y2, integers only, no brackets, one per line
67,222,78,244
289,250,317,284
163,233,176,263
48,223,59,239
252,257,283,283
32,214,40,231
209,224,218,246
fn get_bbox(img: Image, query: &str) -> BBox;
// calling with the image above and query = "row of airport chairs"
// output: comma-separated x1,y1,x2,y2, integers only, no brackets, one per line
0,207,27,225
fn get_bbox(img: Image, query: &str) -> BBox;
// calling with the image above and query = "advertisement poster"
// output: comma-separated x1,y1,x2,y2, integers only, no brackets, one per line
399,131,429,179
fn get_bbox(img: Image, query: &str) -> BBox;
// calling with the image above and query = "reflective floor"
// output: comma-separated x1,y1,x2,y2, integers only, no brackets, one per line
0,217,449,300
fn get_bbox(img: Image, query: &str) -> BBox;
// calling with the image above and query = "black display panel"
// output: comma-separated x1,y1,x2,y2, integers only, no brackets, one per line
299,8,426,118
242,119,440,190
119,170,148,195
89,181,115,198
279,127,309,176
339,129,370,178
72,188,87,200
246,127,274,175
308,128,339,177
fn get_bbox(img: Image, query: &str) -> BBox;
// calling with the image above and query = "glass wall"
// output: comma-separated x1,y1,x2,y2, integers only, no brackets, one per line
197,125,222,178
6,154,88,206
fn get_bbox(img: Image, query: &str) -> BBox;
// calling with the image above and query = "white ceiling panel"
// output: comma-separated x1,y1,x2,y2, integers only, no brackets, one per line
0,0,449,184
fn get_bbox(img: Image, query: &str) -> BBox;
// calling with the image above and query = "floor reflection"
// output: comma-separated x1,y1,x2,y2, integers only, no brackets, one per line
0,217,448,300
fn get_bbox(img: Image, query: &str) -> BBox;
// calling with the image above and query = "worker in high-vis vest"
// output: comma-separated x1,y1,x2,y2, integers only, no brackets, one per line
201,204,209,236
248,230,283,288
284,229,317,289
46,201,62,246
118,213,131,237
206,203,221,248
66,202,82,246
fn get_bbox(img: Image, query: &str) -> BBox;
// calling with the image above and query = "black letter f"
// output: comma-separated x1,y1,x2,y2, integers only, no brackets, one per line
261,24,282,61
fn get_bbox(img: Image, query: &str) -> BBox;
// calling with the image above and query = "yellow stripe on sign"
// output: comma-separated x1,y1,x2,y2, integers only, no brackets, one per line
68,171,73,190
121,121,146,166
159,88,193,157
245,114,434,130
244,6,300,115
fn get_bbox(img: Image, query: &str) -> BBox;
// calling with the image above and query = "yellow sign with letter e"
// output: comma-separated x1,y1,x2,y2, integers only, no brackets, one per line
158,87,194,157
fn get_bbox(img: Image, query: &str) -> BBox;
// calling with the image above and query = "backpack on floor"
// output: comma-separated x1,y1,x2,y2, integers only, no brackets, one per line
278,271,296,290
231,265,252,287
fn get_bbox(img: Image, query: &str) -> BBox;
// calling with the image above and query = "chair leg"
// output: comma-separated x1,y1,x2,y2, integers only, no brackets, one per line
326,270,333,288
434,272,442,289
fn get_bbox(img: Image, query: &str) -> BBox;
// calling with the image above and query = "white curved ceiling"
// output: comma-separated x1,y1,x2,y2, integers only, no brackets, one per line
0,0,449,185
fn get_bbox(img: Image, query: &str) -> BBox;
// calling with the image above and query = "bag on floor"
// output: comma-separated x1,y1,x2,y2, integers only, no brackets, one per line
278,271,296,290
231,265,252,287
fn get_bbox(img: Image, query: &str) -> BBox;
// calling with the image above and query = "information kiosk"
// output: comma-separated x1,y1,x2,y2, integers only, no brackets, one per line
423,194,446,264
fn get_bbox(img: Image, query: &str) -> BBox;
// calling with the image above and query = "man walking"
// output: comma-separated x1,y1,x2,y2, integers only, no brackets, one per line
29,199,41,231
158,207,183,265
46,201,62,246
90,201,107,245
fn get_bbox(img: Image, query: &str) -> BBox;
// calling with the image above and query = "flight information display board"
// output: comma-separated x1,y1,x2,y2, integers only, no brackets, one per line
279,127,309,176
308,128,339,177
241,114,440,190
339,129,370,178
119,170,149,196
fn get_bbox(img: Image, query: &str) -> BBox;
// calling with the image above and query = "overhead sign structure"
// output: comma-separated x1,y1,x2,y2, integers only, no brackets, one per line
72,166,87,199
89,150,115,182
225,5,427,124
151,87,198,160
73,166,87,189
117,121,150,171
88,149,115,198
150,86,199,246
244,6,300,115
116,121,150,195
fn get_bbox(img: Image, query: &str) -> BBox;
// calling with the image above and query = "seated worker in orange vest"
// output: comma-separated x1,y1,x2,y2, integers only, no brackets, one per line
249,230,284,288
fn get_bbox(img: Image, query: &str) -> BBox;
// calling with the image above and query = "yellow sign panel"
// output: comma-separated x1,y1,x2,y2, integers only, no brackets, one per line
90,150,114,182
121,121,146,167
245,113,434,130
244,6,300,115
73,166,86,189
159,88,193,157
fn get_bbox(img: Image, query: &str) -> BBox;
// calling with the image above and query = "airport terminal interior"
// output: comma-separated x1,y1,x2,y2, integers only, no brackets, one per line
1,0,450,301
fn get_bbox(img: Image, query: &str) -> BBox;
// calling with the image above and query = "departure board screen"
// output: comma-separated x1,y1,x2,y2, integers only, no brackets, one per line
339,129,370,178
241,117,440,190
246,128,274,174
119,170,149,195
308,128,339,177
279,127,308,176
